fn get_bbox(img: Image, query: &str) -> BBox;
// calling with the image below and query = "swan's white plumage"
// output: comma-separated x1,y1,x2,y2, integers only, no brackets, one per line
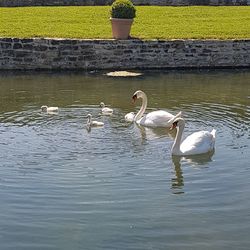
41,105,58,112
100,102,113,115
86,114,104,127
130,90,181,128
137,110,181,127
180,130,216,155
125,112,135,122
171,118,216,156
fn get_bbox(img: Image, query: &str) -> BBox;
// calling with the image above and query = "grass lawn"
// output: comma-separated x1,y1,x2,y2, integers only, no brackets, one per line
0,6,250,39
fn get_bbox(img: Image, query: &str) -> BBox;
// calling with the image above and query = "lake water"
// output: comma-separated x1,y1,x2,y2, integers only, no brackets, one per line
0,69,249,250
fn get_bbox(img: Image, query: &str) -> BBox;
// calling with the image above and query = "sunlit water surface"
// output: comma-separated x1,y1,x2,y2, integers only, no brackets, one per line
0,70,249,250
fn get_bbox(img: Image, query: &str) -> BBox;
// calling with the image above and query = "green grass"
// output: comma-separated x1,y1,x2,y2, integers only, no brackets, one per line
0,6,250,39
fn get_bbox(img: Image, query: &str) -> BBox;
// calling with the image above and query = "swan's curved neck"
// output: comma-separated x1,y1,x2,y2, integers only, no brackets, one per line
87,116,92,125
172,122,185,155
134,92,147,121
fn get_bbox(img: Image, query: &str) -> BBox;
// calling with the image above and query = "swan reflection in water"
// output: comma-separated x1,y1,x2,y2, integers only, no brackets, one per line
134,123,176,142
171,150,215,194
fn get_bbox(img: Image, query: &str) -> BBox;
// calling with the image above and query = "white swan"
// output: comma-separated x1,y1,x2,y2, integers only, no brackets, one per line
129,90,182,127
125,112,135,122
100,102,113,115
86,114,104,127
41,105,58,112
170,117,216,156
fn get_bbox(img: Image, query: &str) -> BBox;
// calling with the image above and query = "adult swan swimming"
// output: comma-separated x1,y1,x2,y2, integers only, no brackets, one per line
125,90,182,128
170,117,216,156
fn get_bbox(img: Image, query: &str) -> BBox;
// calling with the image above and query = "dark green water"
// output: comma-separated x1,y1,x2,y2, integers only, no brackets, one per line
0,69,249,250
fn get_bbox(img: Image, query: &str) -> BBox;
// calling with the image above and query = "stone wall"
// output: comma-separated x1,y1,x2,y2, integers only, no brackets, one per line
0,38,250,70
0,0,249,6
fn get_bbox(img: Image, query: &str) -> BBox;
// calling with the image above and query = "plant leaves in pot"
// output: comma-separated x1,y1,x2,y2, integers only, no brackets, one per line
110,0,136,39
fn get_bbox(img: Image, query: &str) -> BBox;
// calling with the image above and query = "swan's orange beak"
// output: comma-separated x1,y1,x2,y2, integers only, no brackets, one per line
170,121,177,131
132,94,137,103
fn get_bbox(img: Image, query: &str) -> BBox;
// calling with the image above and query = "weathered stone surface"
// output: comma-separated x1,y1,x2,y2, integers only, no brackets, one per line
0,38,250,70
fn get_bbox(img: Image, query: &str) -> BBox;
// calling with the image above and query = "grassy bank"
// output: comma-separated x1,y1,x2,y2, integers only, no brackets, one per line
0,6,250,39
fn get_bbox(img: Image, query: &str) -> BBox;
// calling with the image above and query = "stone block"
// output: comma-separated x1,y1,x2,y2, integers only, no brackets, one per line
0,38,250,70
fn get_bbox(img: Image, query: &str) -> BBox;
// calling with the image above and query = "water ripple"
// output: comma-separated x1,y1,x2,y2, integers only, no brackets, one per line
0,70,250,250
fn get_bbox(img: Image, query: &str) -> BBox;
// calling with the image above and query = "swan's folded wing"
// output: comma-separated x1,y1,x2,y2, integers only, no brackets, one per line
180,131,215,154
102,107,113,113
142,110,175,127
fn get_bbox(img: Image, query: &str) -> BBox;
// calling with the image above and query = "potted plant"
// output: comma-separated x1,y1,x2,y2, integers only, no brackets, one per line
110,0,136,39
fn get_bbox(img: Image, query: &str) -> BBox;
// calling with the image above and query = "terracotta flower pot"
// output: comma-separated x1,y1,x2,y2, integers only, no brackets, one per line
110,18,133,39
